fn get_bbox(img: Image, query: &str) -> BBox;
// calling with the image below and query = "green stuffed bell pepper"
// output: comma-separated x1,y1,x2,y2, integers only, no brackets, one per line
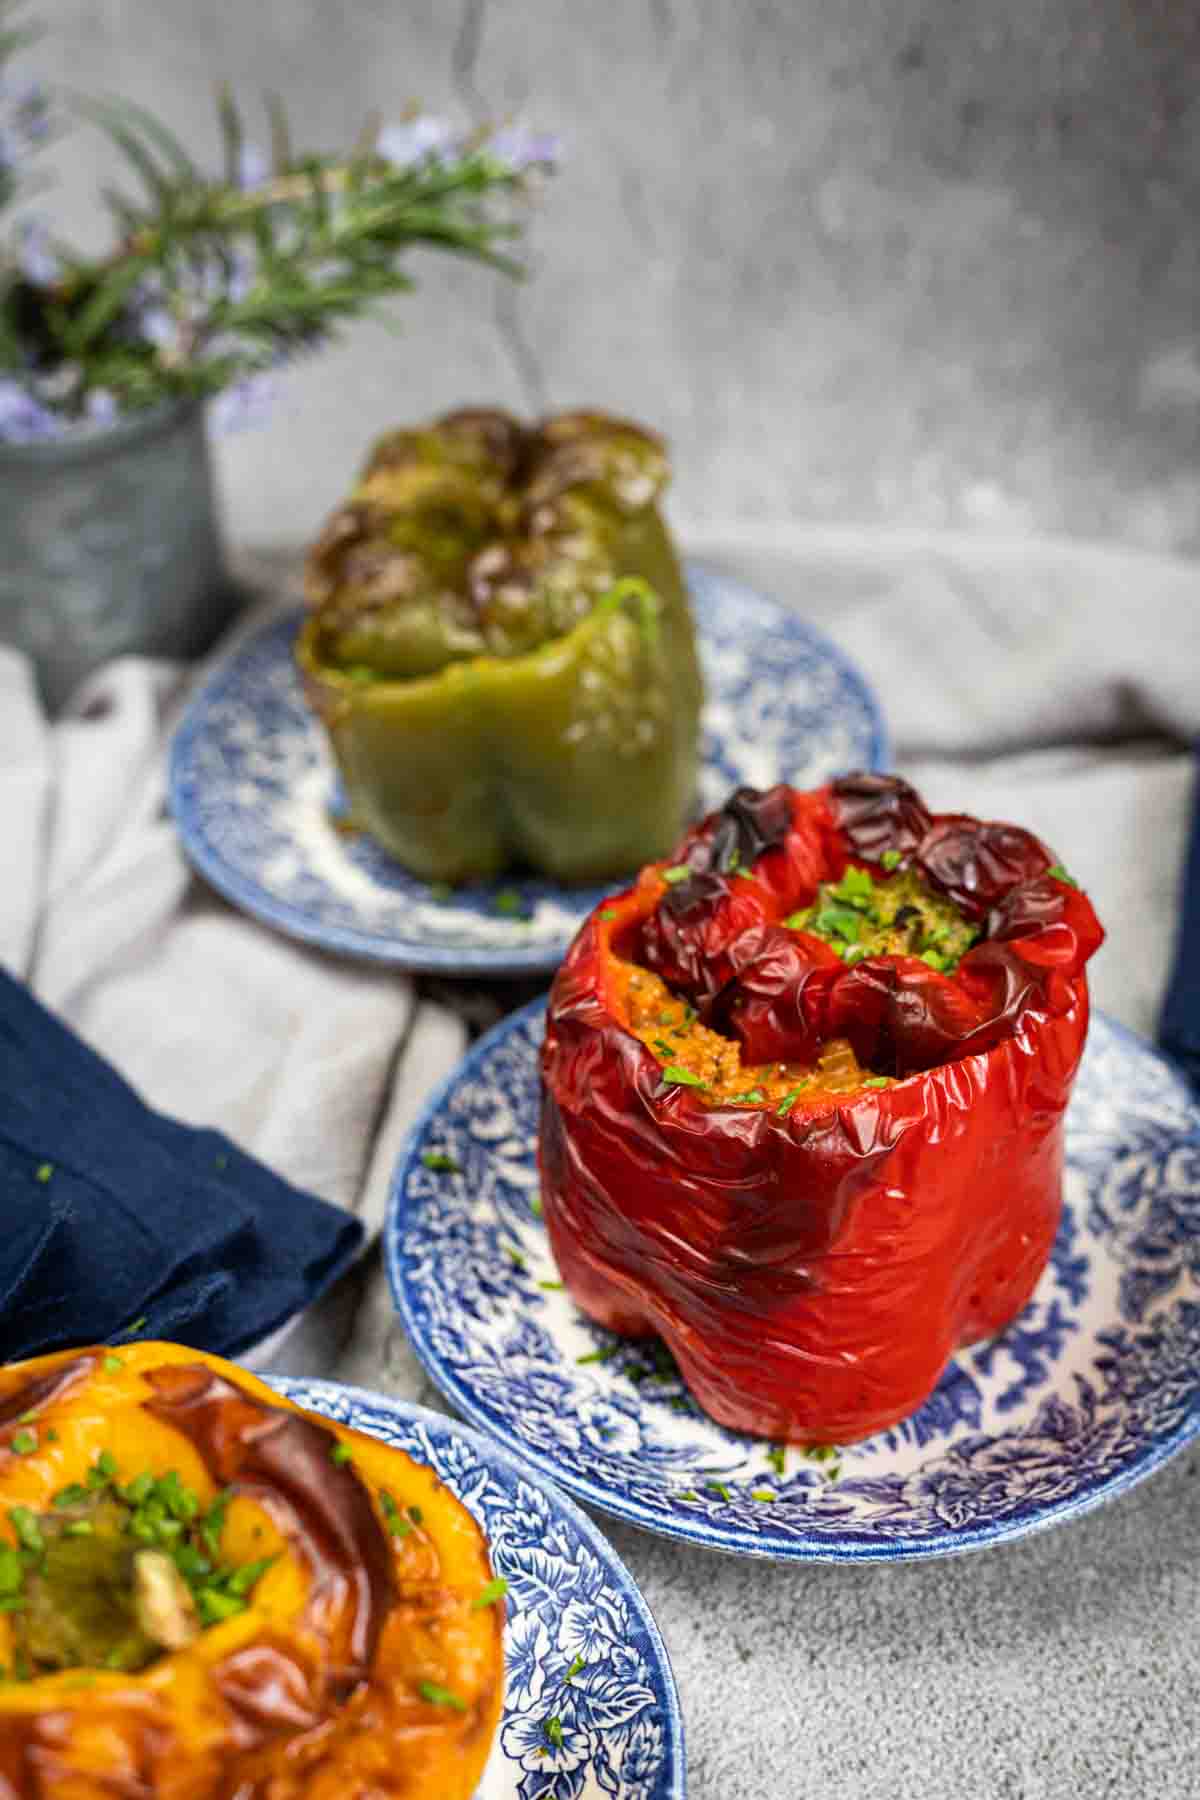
296,409,704,884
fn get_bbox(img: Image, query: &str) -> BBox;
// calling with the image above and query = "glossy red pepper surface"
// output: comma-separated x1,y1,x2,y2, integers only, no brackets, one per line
538,775,1105,1444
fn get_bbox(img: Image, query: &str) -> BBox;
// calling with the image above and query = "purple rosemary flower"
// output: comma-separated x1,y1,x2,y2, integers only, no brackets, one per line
15,217,60,286
481,125,561,173
0,378,65,443
377,115,461,170
84,388,118,428
211,368,276,433
236,142,269,191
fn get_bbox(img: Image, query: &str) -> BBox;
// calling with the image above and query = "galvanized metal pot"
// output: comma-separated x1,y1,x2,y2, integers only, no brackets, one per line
0,399,238,713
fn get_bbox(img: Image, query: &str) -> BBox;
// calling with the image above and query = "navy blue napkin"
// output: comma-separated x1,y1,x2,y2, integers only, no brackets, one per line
0,966,364,1362
1159,747,1200,1096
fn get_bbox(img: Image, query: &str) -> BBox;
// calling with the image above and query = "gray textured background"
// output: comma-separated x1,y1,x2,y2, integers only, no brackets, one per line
30,0,1200,553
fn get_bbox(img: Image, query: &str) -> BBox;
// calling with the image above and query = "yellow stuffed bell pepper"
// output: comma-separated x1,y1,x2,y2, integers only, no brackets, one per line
0,1343,503,1799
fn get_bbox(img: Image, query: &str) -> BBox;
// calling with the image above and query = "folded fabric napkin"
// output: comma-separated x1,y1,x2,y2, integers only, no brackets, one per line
0,963,364,1362
1158,746,1200,1096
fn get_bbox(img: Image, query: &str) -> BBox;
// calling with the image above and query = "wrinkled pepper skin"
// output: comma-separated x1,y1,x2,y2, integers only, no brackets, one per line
539,775,1105,1444
0,1343,502,1799
297,409,703,883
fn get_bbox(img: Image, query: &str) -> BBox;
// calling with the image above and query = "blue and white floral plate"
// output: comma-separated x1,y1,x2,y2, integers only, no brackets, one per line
270,1379,684,1797
387,1002,1200,1561
169,565,887,976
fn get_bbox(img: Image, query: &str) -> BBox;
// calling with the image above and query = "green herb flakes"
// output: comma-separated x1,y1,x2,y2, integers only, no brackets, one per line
329,1442,353,1466
661,864,691,885
418,1679,467,1712
660,1065,707,1089
1047,862,1080,889
421,1149,461,1173
880,849,902,870
471,1577,508,1610
9,1430,36,1457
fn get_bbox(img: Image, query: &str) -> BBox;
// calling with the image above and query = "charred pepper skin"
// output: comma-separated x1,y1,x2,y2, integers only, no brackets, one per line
297,408,703,884
538,776,1105,1446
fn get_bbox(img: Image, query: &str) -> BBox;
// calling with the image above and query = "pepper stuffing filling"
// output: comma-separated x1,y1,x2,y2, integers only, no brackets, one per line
0,1454,275,1679
619,860,978,1107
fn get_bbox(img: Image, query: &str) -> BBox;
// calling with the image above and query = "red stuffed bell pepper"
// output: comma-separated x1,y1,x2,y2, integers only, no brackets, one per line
538,774,1105,1445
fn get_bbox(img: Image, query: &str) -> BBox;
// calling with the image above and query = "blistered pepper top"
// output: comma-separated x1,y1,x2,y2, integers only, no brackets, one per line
624,773,1105,1091
304,408,673,677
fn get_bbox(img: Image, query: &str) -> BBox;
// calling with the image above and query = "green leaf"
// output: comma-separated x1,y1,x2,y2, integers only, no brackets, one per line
216,81,244,191
63,258,152,354
73,97,174,206
266,90,292,175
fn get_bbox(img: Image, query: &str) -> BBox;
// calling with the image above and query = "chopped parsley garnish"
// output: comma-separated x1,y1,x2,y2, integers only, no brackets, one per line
471,1577,508,1610
529,1193,543,1217
419,1680,467,1711
9,1430,36,1457
492,888,528,918
766,1444,787,1477
576,1346,617,1365
421,1150,461,1173
751,1489,777,1502
545,1716,565,1748
1047,862,1079,889
538,1279,564,1291
661,864,691,885
407,1505,423,1525
729,1088,765,1105
34,1163,52,1184
329,1442,353,1466
660,1065,707,1089
706,1480,732,1502
7,1509,43,1554
790,864,978,971
776,1087,806,1117
566,1654,587,1679
862,1076,891,1089
880,849,902,870
103,1355,124,1373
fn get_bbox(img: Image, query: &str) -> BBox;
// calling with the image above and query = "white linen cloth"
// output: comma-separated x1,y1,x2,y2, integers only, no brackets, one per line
0,604,468,1376
2,532,1199,1799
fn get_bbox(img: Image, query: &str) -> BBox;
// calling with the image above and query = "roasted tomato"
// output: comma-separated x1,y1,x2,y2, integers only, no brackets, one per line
0,1343,503,1798
539,775,1104,1445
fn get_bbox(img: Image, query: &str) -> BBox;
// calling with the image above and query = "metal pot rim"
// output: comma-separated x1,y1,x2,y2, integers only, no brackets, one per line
0,395,203,467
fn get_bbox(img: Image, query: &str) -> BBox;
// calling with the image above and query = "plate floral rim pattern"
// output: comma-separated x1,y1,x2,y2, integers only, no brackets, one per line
385,998,1200,1562
168,563,890,976
268,1379,685,1798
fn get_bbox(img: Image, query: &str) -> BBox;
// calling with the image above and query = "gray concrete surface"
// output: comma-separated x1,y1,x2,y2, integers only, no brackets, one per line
27,0,1200,555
